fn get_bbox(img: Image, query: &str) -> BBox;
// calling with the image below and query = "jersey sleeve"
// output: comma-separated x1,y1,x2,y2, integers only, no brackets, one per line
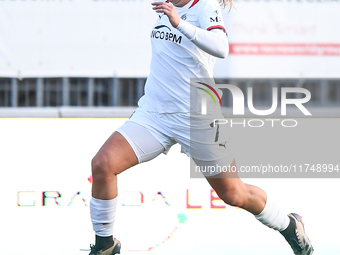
197,0,227,34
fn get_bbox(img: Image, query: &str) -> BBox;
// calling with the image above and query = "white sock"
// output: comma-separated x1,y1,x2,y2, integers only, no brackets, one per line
255,195,290,231
90,196,118,237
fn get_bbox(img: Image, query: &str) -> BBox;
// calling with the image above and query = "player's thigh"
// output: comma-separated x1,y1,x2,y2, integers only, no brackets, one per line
92,121,165,175
117,121,166,164
92,131,138,175
92,121,164,174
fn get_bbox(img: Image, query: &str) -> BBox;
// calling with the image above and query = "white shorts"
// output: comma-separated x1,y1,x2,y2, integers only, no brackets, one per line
117,107,234,176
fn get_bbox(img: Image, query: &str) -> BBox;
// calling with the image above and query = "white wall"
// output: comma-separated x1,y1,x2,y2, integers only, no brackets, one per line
0,0,339,78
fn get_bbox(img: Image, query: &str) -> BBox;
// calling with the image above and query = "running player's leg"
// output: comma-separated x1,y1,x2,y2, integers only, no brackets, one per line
195,158,269,215
189,113,290,230
197,156,290,228
89,121,166,255
196,157,313,255
91,131,138,200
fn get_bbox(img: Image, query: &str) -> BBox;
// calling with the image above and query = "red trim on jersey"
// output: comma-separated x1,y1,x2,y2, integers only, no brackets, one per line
189,0,200,8
207,25,226,33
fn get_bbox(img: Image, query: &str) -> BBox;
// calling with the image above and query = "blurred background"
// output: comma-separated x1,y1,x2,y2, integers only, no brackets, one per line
0,0,340,113
0,0,339,254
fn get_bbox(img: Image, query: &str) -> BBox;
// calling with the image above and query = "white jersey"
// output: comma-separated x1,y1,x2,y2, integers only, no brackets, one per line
138,0,226,113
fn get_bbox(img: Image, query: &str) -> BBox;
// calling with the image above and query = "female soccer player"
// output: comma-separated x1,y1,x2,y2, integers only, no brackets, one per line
88,0,313,254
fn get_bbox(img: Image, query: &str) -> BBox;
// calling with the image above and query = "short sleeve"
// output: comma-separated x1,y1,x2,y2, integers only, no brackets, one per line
197,0,227,34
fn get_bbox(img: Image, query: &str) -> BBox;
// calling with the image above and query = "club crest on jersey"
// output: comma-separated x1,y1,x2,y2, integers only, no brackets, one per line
181,14,187,20
151,25,182,44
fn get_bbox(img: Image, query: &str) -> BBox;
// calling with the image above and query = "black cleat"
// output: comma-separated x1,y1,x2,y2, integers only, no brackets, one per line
281,213,314,255
88,238,121,255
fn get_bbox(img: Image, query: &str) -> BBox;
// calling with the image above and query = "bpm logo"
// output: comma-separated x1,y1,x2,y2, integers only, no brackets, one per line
151,25,182,44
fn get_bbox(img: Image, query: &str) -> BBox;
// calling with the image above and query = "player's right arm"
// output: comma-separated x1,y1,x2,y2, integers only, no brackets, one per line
176,20,228,58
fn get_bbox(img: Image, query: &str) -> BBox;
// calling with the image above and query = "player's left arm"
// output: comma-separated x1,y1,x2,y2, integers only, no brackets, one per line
152,1,228,58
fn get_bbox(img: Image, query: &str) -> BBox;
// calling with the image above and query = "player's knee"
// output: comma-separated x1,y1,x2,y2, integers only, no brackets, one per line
91,154,116,181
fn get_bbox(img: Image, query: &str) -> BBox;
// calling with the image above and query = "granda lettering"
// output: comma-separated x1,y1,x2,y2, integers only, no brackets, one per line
17,189,228,209
17,191,88,207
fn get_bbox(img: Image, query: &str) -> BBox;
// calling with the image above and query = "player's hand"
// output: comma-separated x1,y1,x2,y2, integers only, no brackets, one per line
152,2,181,28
